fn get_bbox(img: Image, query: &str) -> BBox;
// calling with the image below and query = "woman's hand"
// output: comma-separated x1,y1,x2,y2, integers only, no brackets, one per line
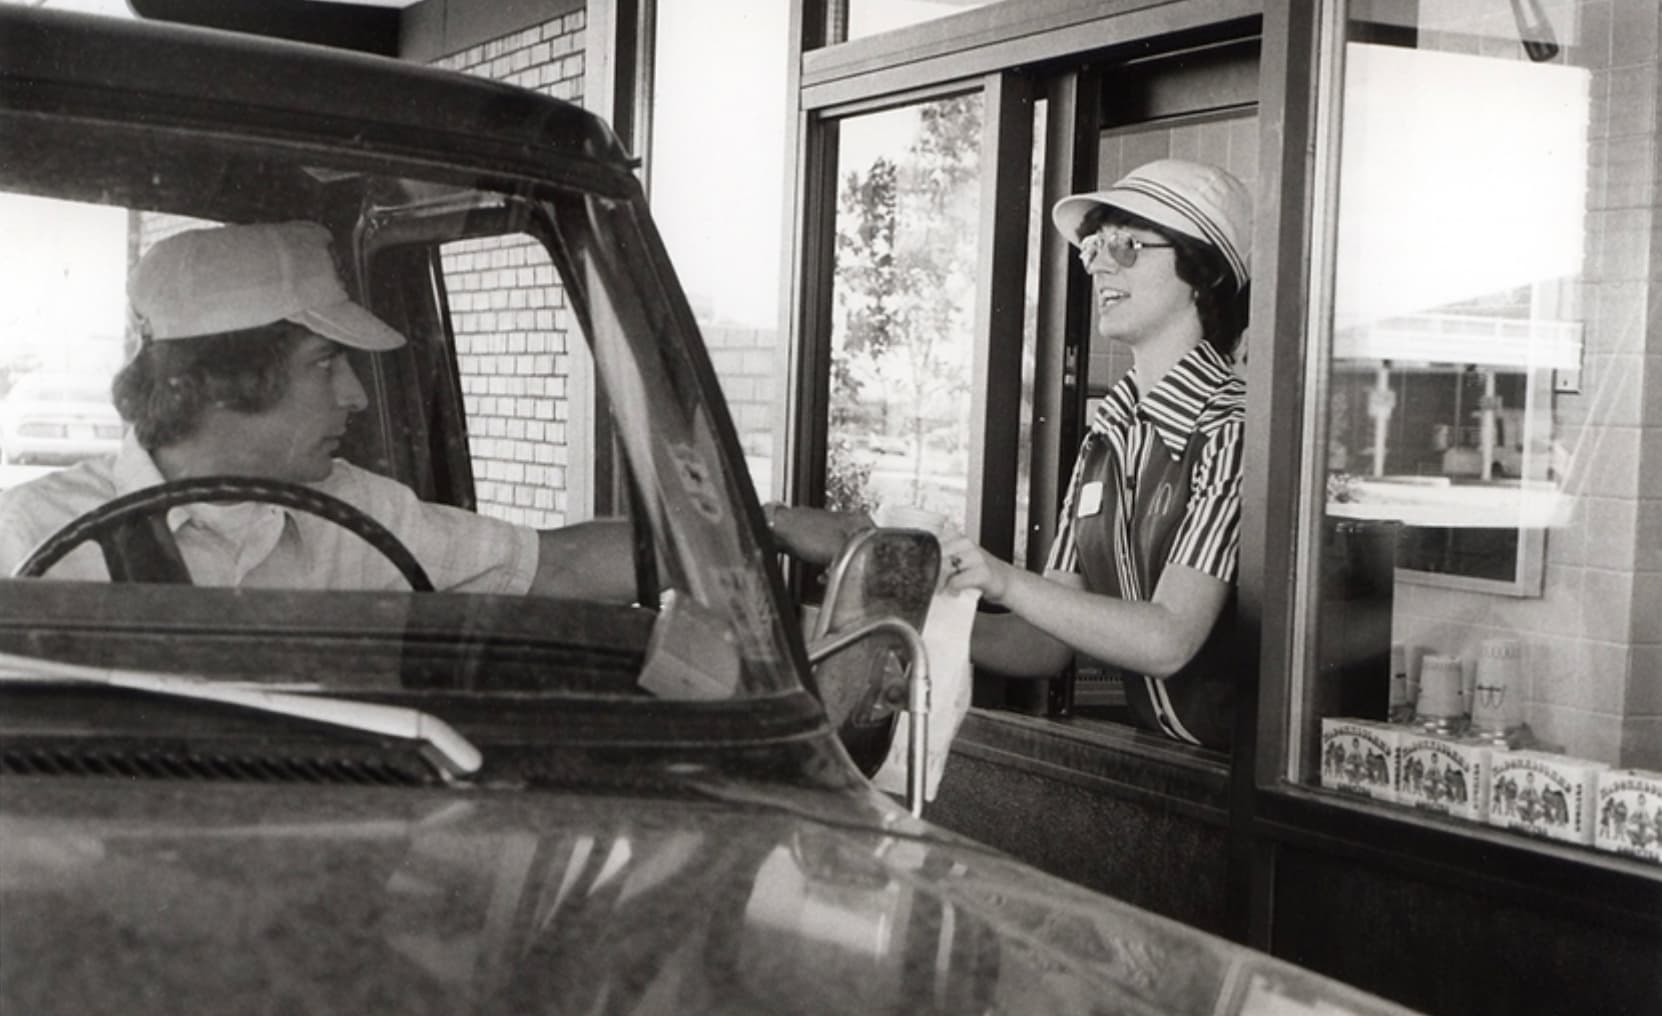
939,531,1015,603
763,504,873,567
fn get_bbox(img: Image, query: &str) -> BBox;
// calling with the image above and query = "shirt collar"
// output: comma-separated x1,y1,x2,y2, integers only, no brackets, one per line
109,431,291,539
1090,343,1235,459
111,431,170,496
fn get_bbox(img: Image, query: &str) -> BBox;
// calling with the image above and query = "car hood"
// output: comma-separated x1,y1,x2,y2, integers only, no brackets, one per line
0,777,1413,1016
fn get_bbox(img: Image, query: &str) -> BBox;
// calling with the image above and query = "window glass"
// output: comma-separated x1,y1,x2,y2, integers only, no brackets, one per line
0,197,125,477
650,0,790,494
1300,0,1661,860
826,94,984,528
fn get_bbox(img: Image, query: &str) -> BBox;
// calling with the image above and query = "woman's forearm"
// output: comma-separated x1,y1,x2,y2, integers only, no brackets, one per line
970,608,1075,677
994,566,1226,678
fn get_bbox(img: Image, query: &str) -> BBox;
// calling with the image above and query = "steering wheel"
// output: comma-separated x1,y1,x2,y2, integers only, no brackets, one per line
13,476,435,591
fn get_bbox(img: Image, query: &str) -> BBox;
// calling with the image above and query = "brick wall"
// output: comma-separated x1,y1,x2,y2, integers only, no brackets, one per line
701,322,779,492
1587,0,1661,768
422,6,784,514
431,11,586,98
441,237,579,528
430,11,589,528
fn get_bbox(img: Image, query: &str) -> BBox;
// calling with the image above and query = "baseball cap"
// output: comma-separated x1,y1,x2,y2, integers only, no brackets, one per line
129,221,406,351
1051,159,1252,290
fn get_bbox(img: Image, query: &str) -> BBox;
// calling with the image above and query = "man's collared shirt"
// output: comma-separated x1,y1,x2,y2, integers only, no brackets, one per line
1045,342,1245,750
0,433,538,593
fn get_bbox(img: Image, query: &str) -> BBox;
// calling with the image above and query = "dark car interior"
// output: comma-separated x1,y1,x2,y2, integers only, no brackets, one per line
0,108,662,681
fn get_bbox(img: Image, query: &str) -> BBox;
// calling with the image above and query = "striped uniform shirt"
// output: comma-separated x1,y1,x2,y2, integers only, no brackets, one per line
1046,342,1245,750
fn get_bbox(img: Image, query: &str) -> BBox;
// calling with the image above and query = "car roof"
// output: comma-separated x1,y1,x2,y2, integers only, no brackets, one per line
0,7,633,178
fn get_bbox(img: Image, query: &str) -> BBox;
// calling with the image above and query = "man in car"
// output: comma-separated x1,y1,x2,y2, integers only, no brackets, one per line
0,220,632,597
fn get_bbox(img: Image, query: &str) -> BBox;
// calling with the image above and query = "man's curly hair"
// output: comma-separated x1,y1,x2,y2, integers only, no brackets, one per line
112,321,310,449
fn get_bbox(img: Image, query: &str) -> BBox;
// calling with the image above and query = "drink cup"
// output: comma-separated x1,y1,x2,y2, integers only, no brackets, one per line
1470,638,1523,735
1415,654,1465,733
1405,644,1424,708
1388,642,1414,722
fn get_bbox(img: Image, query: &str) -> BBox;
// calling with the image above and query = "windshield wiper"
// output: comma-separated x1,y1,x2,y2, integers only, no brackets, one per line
0,650,481,781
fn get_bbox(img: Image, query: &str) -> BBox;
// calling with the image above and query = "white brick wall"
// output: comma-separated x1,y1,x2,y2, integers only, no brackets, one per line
442,233,582,529
433,11,587,103
702,323,778,466
431,12,589,528
428,8,782,513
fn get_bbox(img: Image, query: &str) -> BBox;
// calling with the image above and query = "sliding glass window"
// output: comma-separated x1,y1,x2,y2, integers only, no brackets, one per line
824,94,985,529
1293,0,1660,865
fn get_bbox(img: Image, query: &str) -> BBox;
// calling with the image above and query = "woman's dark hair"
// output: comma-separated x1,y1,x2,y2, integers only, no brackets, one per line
112,321,309,448
1077,204,1249,358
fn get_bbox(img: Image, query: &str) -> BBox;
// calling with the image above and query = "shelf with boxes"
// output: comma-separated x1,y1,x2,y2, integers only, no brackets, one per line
1319,717,1662,865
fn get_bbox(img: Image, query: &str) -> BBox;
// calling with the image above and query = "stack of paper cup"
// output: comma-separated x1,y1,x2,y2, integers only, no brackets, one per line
1388,642,1411,722
1415,654,1465,734
1470,638,1524,738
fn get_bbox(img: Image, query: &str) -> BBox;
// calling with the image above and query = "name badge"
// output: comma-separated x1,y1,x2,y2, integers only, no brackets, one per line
1076,481,1104,517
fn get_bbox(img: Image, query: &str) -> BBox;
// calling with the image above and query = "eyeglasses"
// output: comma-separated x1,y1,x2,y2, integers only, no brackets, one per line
1078,229,1174,270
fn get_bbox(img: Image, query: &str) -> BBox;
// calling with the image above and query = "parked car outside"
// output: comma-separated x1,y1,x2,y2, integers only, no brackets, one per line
0,371,123,465
0,8,1426,1015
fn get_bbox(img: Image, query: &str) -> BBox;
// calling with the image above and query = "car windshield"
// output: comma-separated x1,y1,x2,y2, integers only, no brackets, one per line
0,78,803,720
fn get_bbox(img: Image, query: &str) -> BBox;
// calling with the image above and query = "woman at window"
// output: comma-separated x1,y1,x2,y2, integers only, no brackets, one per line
773,158,1251,750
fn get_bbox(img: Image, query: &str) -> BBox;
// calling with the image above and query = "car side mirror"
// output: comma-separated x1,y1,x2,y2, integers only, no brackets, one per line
805,527,939,810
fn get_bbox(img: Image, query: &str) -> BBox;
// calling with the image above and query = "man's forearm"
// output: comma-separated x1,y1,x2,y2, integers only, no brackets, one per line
764,505,873,566
531,518,637,601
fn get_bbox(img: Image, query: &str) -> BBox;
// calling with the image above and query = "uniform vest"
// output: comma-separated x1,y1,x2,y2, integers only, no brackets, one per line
1072,422,1237,751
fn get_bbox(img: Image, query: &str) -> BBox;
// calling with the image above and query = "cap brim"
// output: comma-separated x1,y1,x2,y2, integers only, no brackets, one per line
1051,192,1115,248
292,301,407,351
1051,189,1213,250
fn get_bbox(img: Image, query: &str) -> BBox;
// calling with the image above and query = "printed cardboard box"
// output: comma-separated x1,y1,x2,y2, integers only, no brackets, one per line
1319,719,1399,804
1594,769,1662,865
1487,750,1606,845
1397,734,1489,822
